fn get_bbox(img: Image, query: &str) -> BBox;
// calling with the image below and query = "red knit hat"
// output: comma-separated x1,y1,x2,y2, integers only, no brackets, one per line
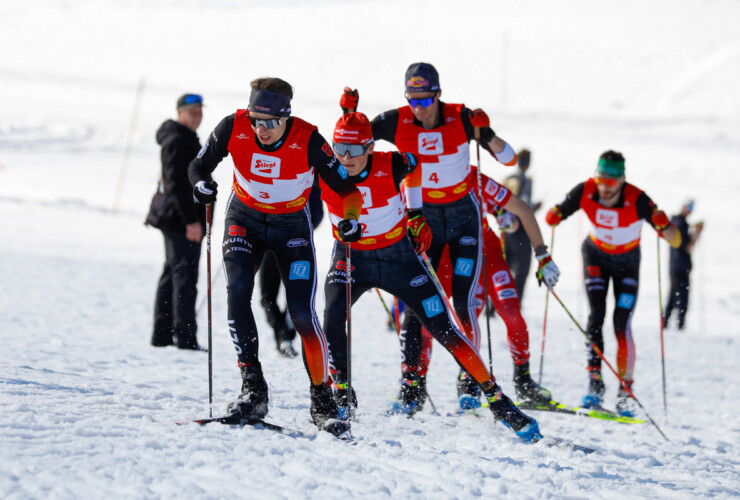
333,112,373,145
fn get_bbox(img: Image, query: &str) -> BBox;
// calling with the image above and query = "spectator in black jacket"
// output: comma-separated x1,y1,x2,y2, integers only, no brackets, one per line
664,199,704,330
145,93,208,350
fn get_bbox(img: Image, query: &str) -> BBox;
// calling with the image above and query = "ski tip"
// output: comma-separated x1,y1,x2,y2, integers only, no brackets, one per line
538,435,597,454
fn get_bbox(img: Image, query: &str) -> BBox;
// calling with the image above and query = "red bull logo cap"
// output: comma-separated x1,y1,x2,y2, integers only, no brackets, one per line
405,62,440,94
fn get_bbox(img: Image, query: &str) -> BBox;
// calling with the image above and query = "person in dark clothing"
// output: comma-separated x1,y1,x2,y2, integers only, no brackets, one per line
258,180,324,357
664,199,703,330
501,149,543,300
145,93,208,350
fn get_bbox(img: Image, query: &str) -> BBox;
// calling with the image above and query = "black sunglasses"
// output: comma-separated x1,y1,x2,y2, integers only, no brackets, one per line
248,115,282,130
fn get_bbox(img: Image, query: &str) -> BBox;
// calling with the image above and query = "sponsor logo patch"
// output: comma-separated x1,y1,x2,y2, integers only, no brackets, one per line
338,164,349,179
454,258,475,277
617,293,636,309
498,288,518,300
410,275,428,287
623,277,638,287
407,76,429,89
251,153,281,178
287,238,308,247
418,132,443,155
335,260,355,272
289,261,311,280
587,266,601,277
493,271,511,286
596,209,618,228
229,225,246,237
459,236,477,246
422,296,444,317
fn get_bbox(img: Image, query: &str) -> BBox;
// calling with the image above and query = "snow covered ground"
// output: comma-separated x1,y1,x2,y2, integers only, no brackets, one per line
2,0,739,498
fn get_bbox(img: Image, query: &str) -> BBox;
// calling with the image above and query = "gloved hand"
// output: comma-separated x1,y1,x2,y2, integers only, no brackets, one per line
469,108,490,128
545,206,562,227
652,209,670,231
193,180,218,204
338,218,362,242
535,251,560,289
407,210,432,253
340,87,359,114
496,209,519,234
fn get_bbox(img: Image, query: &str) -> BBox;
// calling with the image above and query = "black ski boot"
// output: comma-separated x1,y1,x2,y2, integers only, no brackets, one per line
456,369,481,411
582,367,605,408
332,380,358,421
513,362,552,404
386,370,426,416
310,383,351,438
226,363,269,419
482,381,542,442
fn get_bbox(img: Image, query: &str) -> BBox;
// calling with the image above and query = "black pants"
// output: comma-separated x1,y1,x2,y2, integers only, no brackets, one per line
153,230,202,348
402,193,483,351
259,252,297,346
503,222,532,300
582,239,640,382
323,236,492,385
222,194,328,385
664,272,690,329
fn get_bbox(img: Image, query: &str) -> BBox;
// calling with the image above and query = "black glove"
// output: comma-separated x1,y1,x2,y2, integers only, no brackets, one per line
193,180,218,204
337,219,362,242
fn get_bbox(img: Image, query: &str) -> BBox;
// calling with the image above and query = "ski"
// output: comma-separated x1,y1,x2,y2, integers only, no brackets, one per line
515,400,647,424
177,414,302,435
178,414,357,444
539,436,597,454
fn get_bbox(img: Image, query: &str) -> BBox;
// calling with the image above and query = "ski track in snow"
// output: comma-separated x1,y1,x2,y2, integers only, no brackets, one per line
2,0,740,498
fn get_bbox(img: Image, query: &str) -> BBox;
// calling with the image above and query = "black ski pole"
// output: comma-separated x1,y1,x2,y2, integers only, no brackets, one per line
548,286,669,441
657,235,668,422
345,243,353,420
206,203,214,418
538,227,555,385
474,127,494,376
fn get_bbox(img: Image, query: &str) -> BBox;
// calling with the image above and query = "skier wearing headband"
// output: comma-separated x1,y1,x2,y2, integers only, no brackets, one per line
545,150,681,416
188,77,363,438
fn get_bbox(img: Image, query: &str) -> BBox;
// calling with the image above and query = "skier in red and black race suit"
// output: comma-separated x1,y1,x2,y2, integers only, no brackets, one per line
351,62,557,411
415,168,560,407
545,150,681,417
320,111,542,442
188,77,363,437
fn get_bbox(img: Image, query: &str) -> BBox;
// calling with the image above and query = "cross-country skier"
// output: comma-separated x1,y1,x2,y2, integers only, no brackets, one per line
545,150,681,416
663,198,703,330
411,167,560,410
188,77,363,437
350,62,556,411
320,112,542,442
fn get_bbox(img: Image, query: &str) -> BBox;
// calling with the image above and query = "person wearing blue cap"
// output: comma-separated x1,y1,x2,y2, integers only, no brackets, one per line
545,150,681,416
663,199,703,330
339,62,558,412
146,93,208,350
188,77,363,438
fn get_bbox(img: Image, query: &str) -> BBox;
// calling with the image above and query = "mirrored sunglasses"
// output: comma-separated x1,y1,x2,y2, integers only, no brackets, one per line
248,115,282,130
406,96,435,108
593,176,619,187
333,142,371,158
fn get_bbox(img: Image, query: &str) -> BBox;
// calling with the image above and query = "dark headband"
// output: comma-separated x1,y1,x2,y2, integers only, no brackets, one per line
248,89,292,117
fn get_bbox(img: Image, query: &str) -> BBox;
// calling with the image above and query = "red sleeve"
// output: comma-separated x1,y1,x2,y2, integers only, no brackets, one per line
481,175,512,211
